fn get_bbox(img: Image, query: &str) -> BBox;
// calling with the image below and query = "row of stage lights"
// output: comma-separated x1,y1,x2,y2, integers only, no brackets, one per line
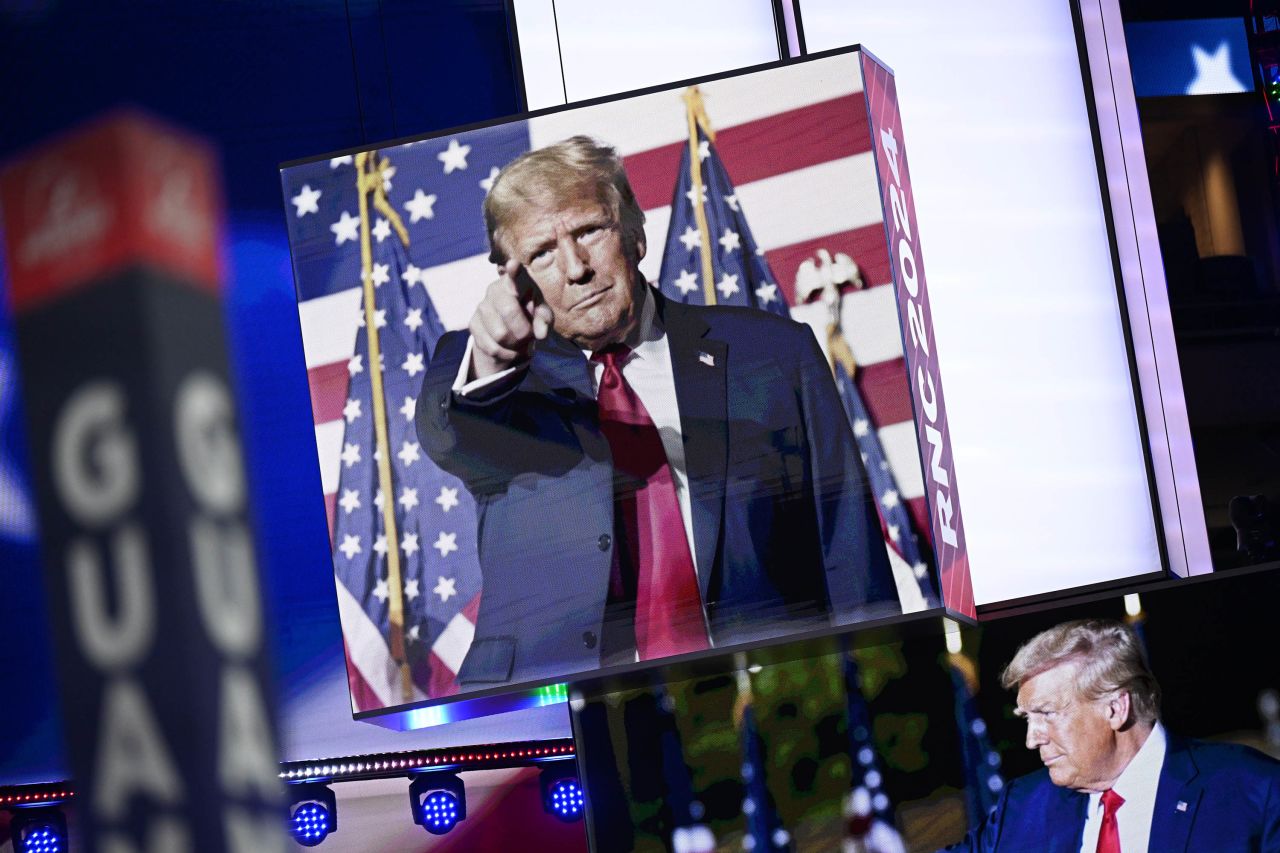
288,761,585,846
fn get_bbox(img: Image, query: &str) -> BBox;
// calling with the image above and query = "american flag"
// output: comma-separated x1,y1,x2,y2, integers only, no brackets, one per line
284,53,931,709
654,683,716,853
948,651,1005,829
843,653,907,853
736,670,793,852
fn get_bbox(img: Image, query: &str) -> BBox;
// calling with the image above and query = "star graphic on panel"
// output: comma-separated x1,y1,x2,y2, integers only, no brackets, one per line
434,575,458,602
400,396,417,421
437,139,471,174
679,226,701,252
480,166,500,193
402,352,425,377
697,139,710,161
339,489,361,514
402,532,420,557
398,441,421,466
372,578,389,603
913,562,928,579
330,211,359,245
404,577,420,601
887,524,901,543
716,273,739,298
330,155,353,169
338,534,362,559
405,189,437,223
724,194,739,212
402,264,423,286
372,217,391,242
368,263,390,287
374,489,385,510
881,489,900,510
433,531,458,558
754,283,777,304
404,308,424,332
373,534,388,557
340,443,361,467
436,486,459,512
853,418,870,437
399,487,419,511
1187,41,1247,95
347,354,363,376
674,269,699,295
291,184,321,217
343,398,362,423
718,228,740,253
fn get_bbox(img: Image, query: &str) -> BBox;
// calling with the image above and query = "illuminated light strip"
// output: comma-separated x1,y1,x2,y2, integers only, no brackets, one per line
0,787,75,806
279,740,577,783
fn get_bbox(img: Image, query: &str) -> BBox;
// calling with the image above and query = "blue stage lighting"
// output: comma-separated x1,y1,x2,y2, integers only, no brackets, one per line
409,772,467,835
288,783,337,847
11,808,68,853
540,763,586,822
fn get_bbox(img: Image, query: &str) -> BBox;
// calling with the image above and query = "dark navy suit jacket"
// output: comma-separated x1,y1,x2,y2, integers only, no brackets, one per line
945,736,1280,852
416,292,898,686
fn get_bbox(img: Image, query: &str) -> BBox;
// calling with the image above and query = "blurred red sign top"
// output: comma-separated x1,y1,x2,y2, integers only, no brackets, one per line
0,110,223,314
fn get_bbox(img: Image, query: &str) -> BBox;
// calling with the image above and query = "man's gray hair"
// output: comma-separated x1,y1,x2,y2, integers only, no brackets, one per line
1001,619,1161,725
482,135,646,264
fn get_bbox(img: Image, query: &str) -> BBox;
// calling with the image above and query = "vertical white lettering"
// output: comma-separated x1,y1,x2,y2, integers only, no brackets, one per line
916,368,938,423
100,818,192,853
898,238,918,298
880,127,902,184
935,490,959,547
67,525,154,668
190,519,260,656
93,680,184,821
53,382,139,527
218,667,282,802
174,373,244,514
923,425,950,489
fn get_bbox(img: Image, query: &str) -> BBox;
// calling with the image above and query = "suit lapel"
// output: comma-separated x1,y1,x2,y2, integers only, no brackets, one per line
1043,784,1089,853
660,297,727,599
1150,736,1202,853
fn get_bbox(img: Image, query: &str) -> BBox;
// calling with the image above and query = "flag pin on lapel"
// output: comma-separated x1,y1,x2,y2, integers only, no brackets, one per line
698,351,715,367
1176,801,1187,812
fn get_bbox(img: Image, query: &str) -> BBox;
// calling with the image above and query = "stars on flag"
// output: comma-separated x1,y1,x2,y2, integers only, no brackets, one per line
330,211,359,245
402,352,425,377
373,488,385,510
697,139,711,161
404,308,424,332
402,264,423,287
853,418,871,438
404,578,420,601
679,226,701,251
339,489,361,514
372,217,391,243
755,283,778,304
881,489,900,510
365,262,390,287
398,487,419,511
437,139,471,174
718,228,740,253
480,166,500,193
433,531,458,558
887,524,901,543
724,193,739,212
329,155,353,169
674,269,699,295
400,396,417,421
435,486,459,512
339,534,362,559
686,185,708,206
348,355,364,377
355,308,386,329
373,534,388,558
341,442,362,468
716,272,739,299
343,399,362,423
401,532,420,558
291,184,321,217
397,441,422,467
434,576,457,603
373,577,389,603
405,189,437,223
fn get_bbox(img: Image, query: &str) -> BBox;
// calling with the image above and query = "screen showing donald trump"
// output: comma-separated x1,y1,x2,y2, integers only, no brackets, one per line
281,49,962,713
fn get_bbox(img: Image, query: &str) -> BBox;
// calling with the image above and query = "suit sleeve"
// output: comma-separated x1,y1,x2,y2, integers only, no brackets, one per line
415,329,530,497
1263,772,1280,853
938,786,1009,853
794,327,899,621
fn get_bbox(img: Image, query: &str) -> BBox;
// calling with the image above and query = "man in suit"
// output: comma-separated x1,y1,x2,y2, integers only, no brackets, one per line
416,136,898,687
947,619,1280,852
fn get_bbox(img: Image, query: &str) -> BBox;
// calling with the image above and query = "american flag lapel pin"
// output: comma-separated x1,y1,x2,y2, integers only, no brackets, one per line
1176,801,1188,812
698,351,715,367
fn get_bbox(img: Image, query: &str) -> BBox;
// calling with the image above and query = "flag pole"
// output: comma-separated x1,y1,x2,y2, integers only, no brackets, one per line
683,86,719,307
355,150,413,704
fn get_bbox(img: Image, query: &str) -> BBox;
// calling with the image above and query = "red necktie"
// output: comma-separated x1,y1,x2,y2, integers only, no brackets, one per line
1096,789,1124,853
593,345,708,660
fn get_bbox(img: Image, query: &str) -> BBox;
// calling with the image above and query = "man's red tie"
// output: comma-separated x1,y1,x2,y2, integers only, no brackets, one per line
1096,789,1124,853
593,345,708,660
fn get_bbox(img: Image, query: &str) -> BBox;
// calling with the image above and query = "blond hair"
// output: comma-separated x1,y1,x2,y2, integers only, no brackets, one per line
1001,619,1161,724
483,135,646,264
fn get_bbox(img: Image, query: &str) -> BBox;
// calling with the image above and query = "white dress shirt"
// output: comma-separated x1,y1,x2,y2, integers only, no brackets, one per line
1079,722,1168,853
451,287,701,577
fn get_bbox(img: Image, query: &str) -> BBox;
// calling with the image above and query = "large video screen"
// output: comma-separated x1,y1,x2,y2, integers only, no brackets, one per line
281,49,957,713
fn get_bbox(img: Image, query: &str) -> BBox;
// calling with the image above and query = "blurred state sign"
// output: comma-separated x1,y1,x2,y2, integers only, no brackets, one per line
0,113,285,852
